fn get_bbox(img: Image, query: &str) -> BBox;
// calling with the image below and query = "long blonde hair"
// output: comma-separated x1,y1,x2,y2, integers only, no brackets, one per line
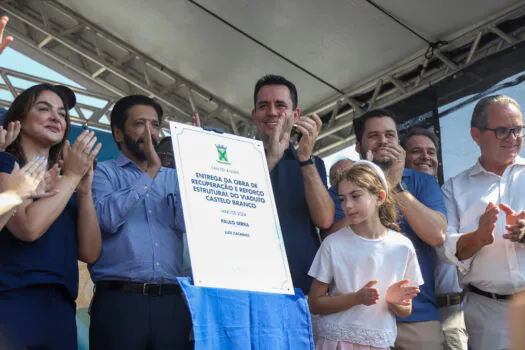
336,164,400,232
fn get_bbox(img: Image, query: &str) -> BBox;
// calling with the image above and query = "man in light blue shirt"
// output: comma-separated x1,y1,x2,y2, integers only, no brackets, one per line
88,95,191,350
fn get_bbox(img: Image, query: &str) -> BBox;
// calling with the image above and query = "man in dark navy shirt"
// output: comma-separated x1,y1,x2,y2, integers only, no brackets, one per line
251,75,335,295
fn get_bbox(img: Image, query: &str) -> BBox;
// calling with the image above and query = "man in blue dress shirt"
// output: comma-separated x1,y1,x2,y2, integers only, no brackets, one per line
88,95,191,350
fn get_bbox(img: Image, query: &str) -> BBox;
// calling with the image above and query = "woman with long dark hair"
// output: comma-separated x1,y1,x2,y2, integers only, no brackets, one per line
0,81,102,349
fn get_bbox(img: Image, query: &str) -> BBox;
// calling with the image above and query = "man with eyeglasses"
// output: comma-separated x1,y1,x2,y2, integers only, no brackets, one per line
438,95,525,350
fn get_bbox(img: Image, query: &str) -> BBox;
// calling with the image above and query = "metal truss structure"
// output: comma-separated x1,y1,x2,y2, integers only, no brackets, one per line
2,1,525,157
305,2,525,157
0,65,124,132
0,0,252,136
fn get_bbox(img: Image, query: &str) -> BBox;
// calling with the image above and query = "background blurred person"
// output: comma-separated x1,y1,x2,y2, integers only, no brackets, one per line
402,128,468,350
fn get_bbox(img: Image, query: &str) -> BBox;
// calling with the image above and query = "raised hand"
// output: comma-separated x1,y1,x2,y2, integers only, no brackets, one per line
295,113,322,162
62,130,101,180
500,203,525,243
0,16,14,55
0,121,21,152
192,112,201,127
265,112,293,170
355,280,380,306
476,202,499,245
6,158,46,200
144,123,161,179
383,143,406,187
386,279,420,306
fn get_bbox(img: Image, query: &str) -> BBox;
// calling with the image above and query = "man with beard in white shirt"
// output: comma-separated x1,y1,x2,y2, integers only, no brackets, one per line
438,95,525,350
403,128,468,350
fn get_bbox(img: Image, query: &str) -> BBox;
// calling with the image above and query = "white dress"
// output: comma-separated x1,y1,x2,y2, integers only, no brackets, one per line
308,227,423,348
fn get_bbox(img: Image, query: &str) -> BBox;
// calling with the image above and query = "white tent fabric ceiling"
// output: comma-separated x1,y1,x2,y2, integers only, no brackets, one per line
1,0,525,155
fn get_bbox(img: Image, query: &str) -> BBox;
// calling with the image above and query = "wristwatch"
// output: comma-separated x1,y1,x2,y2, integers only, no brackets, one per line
393,180,408,194
299,156,315,167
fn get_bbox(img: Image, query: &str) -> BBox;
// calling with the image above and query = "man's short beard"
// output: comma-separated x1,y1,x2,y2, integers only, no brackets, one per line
374,157,393,170
360,149,393,170
123,132,157,162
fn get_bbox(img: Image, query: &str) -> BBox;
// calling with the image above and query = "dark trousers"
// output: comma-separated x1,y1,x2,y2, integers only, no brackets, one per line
89,289,193,350
0,284,77,350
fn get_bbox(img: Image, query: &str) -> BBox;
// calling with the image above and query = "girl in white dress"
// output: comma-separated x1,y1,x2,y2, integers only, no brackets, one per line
308,160,423,350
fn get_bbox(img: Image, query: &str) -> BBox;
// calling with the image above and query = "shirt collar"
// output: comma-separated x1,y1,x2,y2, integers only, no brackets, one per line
116,153,133,167
467,155,525,176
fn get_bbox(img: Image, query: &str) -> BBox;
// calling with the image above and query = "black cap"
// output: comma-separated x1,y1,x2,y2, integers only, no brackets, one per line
54,85,76,110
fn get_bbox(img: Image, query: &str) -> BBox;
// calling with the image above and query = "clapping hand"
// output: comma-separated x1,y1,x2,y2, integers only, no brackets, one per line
500,203,525,243
355,280,380,306
0,121,21,152
0,16,14,55
386,279,420,306
475,202,500,245
6,158,46,200
295,113,322,162
264,111,294,170
62,130,101,181
383,143,406,188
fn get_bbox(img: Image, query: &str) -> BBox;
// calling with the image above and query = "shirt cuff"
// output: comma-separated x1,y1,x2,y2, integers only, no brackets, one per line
133,173,154,195
437,233,473,274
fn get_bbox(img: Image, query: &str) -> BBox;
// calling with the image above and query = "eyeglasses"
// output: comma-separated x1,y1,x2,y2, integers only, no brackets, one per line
483,126,525,140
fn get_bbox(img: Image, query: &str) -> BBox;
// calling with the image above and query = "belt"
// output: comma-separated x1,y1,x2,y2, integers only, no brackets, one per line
436,292,464,308
468,284,511,301
95,281,182,296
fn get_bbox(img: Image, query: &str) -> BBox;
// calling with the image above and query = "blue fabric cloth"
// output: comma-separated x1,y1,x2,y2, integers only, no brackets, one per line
89,153,186,283
270,144,327,295
0,152,79,300
178,277,314,350
332,168,446,322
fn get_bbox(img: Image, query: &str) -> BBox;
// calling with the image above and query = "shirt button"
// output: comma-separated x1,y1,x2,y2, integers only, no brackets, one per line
148,210,152,214
155,242,159,247
144,185,148,190
156,262,160,266
146,194,149,197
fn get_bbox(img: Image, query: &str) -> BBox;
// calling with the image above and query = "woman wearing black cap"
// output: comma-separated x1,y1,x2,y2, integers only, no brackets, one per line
0,82,102,349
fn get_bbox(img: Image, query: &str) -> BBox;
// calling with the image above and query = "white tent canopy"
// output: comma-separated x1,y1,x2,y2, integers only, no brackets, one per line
2,0,525,156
